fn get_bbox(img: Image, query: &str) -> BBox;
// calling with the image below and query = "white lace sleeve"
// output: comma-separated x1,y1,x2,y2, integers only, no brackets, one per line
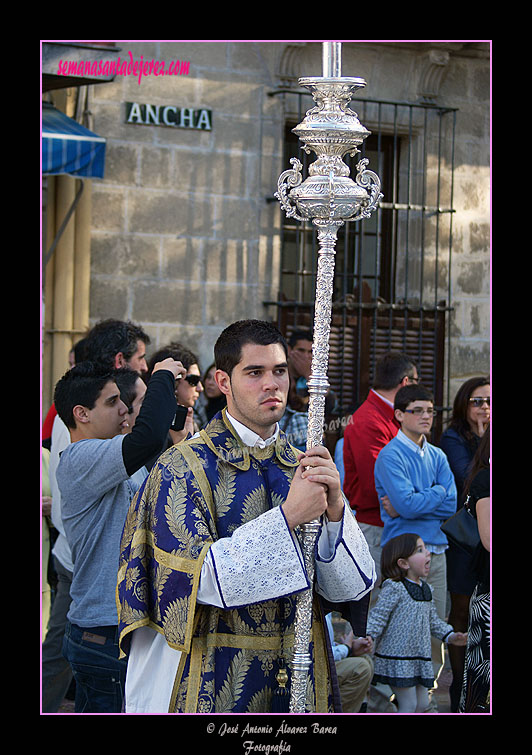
315,502,377,602
198,506,310,609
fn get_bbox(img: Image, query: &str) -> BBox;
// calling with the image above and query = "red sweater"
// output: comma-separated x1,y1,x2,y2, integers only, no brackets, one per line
343,390,400,526
42,403,57,440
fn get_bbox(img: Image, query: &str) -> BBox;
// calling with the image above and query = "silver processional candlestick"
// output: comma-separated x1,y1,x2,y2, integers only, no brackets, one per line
275,41,383,713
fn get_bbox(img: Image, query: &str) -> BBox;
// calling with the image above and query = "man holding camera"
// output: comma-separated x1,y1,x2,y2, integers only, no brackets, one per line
53,356,185,713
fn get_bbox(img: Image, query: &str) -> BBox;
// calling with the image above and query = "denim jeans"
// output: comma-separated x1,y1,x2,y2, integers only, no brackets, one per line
62,621,127,713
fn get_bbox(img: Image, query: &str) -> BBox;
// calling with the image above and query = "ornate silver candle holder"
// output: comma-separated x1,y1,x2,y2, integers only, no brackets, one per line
276,78,382,224
275,43,382,714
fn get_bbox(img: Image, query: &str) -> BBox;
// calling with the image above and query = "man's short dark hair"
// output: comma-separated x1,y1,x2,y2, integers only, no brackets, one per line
394,384,434,413
54,362,115,429
83,319,150,370
288,329,313,348
374,352,417,391
72,336,88,364
214,320,288,377
114,367,141,413
147,341,199,378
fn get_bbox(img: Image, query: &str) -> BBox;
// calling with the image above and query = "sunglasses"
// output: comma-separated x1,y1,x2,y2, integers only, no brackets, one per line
180,374,202,387
469,397,490,408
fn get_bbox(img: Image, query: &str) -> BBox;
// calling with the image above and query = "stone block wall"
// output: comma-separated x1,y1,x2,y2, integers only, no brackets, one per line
86,41,490,397
89,41,284,370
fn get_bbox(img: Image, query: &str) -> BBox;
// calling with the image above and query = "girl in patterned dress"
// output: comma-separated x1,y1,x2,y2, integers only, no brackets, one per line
367,533,467,712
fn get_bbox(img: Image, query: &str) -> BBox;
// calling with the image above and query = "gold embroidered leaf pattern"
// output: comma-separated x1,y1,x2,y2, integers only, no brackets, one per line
196,651,216,712
174,679,188,712
125,565,140,592
207,418,228,438
153,562,172,620
164,476,192,548
215,650,252,712
213,464,236,518
247,686,272,712
142,465,161,517
120,601,146,627
240,485,267,524
163,597,188,647
120,499,137,556
226,613,254,636
306,676,315,711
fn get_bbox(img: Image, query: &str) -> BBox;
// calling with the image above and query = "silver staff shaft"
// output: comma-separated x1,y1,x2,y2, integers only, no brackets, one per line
275,42,382,712
289,218,342,714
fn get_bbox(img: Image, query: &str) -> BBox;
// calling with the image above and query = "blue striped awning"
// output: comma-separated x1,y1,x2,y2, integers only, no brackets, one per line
42,103,106,178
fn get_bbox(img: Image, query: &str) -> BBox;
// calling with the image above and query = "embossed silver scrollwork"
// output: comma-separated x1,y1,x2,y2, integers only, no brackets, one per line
274,157,305,221
289,517,321,713
352,158,383,221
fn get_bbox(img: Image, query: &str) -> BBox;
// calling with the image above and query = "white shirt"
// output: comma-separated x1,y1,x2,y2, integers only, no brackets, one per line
49,415,74,573
395,427,428,457
371,388,394,409
225,410,279,448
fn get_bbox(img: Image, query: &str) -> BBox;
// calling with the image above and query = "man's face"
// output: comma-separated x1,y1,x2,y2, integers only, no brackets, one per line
122,377,147,434
395,400,434,443
215,342,289,439
82,380,129,439
288,339,313,373
126,339,148,375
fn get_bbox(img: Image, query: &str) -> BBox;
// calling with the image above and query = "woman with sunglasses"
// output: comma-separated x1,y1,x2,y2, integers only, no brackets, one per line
144,343,204,467
438,376,490,711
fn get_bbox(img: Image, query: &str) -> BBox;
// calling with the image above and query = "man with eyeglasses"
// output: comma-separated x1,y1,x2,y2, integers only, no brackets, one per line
373,383,457,702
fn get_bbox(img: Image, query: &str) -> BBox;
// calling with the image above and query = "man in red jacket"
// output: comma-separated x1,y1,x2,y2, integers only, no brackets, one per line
343,352,418,594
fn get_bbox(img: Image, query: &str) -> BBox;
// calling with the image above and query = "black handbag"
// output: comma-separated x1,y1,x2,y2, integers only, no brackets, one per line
441,497,480,555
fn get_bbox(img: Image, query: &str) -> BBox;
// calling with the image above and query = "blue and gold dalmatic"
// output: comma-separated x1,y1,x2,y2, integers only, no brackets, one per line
117,409,335,713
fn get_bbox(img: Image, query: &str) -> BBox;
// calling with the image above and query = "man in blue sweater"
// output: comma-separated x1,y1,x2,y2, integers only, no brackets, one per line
374,383,456,696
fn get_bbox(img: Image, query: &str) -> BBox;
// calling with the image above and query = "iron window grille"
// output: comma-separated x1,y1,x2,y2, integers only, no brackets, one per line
265,89,457,441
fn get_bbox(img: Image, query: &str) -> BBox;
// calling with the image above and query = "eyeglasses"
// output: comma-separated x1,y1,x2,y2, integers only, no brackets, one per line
405,375,420,384
469,397,490,407
403,408,437,416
